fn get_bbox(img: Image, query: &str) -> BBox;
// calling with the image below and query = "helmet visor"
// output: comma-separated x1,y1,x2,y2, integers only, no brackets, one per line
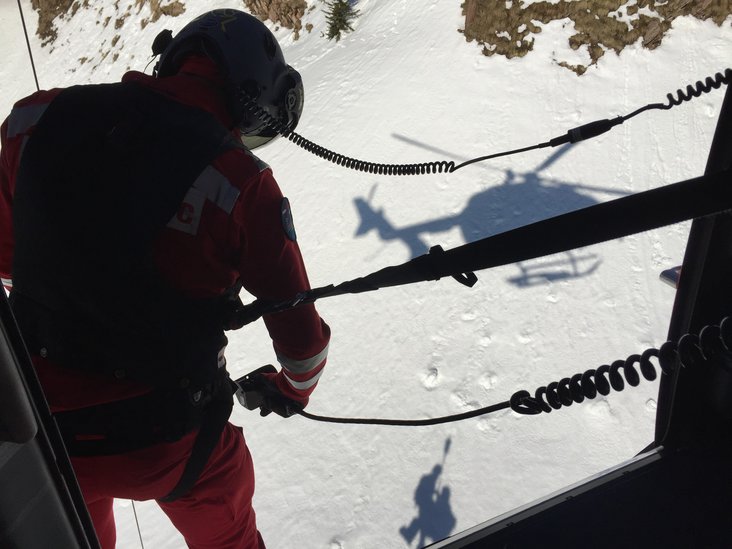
237,69,303,150
239,132,279,150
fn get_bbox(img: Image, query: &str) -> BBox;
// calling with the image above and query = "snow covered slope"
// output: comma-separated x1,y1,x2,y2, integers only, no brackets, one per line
2,1,731,547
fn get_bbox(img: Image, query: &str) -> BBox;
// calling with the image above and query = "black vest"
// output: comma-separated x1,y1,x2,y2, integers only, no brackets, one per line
11,81,237,393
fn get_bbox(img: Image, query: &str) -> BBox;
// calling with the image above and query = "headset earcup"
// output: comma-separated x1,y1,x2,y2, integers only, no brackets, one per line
152,30,173,57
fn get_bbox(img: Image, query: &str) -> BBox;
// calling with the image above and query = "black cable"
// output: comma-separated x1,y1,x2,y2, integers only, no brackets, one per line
287,318,731,426
511,317,732,415
16,0,40,92
246,68,731,175
295,400,511,426
546,69,731,147
450,142,550,171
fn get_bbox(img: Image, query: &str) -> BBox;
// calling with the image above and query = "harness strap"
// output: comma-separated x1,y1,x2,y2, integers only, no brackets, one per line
159,382,235,502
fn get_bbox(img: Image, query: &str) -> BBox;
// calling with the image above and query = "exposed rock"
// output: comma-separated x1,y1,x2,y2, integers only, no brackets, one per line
243,0,307,31
462,0,732,75
135,0,186,23
31,0,74,45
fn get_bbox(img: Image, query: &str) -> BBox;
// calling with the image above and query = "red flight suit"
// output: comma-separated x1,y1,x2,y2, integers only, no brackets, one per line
0,56,330,548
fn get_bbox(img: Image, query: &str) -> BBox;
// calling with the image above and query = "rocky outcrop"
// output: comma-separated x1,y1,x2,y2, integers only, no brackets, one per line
244,0,307,32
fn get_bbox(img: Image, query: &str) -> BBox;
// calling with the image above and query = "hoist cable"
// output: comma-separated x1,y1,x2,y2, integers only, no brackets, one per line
16,0,40,92
131,501,146,549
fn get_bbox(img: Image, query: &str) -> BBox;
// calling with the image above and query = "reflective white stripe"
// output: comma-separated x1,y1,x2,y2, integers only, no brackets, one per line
283,369,324,391
1,278,12,289
192,165,240,214
8,104,49,138
276,343,329,375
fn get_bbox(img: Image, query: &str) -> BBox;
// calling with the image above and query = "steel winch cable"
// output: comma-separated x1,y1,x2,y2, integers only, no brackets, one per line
131,501,146,549
16,0,40,92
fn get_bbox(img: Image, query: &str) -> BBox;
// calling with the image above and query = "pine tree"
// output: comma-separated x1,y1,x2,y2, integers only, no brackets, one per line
324,0,359,42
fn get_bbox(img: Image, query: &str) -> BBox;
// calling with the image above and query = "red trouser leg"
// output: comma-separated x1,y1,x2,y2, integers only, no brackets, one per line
157,425,264,549
71,422,264,549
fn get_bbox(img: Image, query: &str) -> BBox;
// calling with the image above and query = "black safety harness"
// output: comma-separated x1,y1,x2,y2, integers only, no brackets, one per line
11,81,242,501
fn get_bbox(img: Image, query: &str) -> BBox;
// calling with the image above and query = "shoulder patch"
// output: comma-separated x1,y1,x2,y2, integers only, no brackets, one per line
281,197,297,242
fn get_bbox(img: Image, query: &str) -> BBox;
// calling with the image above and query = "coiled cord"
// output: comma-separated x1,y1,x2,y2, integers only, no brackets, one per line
242,69,730,175
510,317,732,416
286,132,457,175
264,319,732,427
664,69,731,109
620,68,732,121
243,97,457,174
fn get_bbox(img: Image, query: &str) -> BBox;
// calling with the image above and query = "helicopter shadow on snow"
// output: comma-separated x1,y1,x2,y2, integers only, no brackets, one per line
353,140,628,287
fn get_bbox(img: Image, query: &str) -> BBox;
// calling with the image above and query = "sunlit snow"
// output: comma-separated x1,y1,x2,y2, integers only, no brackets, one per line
2,1,730,547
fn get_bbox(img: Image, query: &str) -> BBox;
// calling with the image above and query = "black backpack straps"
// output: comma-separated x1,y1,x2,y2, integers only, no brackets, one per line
11,82,239,480
12,81,234,387
13,81,229,307
159,382,235,502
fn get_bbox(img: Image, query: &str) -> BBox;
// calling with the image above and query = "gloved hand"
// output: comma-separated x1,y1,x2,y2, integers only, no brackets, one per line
234,365,304,418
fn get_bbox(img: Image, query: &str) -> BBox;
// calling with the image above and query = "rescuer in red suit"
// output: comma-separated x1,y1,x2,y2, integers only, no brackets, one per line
0,9,330,548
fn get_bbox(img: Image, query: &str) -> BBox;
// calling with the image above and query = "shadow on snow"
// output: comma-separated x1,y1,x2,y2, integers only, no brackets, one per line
354,142,627,287
400,438,456,548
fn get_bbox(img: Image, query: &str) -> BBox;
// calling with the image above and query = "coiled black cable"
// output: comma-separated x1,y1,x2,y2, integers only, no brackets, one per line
243,96,458,175
242,69,731,175
618,68,732,122
509,317,732,415
664,69,731,108
282,318,732,426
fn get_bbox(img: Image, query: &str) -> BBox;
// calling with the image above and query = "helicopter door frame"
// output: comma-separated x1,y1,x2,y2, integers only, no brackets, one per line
0,287,99,549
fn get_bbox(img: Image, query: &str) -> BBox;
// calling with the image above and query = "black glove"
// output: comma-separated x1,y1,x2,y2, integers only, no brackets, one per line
234,365,303,418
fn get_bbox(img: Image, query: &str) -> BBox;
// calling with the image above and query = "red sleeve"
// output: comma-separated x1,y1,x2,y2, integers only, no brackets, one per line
233,168,330,403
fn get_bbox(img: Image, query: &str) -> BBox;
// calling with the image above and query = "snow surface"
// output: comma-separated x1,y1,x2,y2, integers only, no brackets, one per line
2,1,731,547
